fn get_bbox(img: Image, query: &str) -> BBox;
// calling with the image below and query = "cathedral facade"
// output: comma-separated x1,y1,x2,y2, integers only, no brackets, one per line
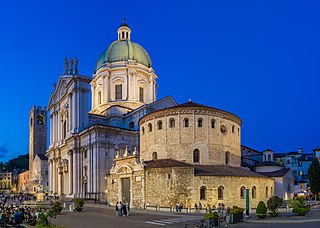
47,21,274,209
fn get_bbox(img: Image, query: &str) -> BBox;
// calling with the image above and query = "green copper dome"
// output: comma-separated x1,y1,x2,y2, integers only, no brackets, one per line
95,40,152,72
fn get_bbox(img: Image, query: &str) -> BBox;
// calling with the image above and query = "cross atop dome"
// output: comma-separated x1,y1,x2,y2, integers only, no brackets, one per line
118,19,131,40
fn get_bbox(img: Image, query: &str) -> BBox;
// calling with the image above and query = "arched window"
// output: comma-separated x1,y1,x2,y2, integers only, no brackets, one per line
200,186,206,200
268,154,271,161
148,123,152,132
126,32,128,39
142,127,145,135
211,119,216,128
129,121,134,129
193,149,200,163
169,118,175,128
271,187,273,196
218,186,224,200
157,121,163,130
232,125,235,133
139,87,144,102
240,186,246,199
225,151,230,165
115,84,122,100
266,186,269,198
37,115,44,124
183,118,189,127
198,118,203,127
152,152,157,160
122,31,125,39
63,120,67,139
252,186,256,198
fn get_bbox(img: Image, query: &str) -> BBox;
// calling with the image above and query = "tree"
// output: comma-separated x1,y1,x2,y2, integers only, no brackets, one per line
308,158,320,200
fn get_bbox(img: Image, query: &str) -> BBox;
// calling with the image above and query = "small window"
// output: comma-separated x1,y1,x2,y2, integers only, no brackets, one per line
268,154,271,161
252,186,256,198
83,149,87,159
152,152,157,160
271,187,273,196
122,31,125,39
232,125,235,133
157,121,162,130
183,118,189,127
115,84,122,100
30,118,33,126
266,186,268,198
198,118,203,127
139,87,144,102
200,186,206,200
169,118,175,128
287,183,291,192
193,149,200,163
240,186,246,199
98,91,102,105
218,186,224,200
126,32,128,39
142,127,145,135
129,121,134,129
148,123,152,132
211,119,216,128
225,151,230,165
167,173,171,179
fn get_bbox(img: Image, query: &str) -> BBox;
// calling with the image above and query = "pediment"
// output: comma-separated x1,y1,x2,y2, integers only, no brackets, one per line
48,76,72,107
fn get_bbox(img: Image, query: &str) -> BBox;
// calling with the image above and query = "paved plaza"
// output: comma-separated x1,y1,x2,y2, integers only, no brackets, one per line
46,204,320,228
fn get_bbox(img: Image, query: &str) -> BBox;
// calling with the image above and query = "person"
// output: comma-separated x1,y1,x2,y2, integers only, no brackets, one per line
13,208,23,227
199,203,202,211
225,207,231,228
122,201,127,216
195,203,198,212
115,202,118,216
176,203,179,212
117,202,122,217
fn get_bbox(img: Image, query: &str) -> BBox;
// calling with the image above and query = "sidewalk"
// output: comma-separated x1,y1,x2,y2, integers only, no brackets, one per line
244,211,320,224
84,202,205,217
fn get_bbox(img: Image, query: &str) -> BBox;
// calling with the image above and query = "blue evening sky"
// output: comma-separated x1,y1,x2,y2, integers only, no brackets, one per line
0,0,319,161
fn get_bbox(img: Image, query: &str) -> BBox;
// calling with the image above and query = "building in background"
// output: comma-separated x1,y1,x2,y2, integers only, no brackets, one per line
18,170,30,193
0,171,12,193
29,106,48,194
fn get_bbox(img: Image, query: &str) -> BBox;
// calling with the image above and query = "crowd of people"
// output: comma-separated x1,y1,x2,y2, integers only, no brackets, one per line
0,192,47,227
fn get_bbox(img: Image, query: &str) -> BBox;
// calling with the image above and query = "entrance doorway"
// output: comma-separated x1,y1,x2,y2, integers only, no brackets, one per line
121,178,130,204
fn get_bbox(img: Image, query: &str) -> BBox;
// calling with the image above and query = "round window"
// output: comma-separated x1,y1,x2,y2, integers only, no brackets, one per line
220,125,227,134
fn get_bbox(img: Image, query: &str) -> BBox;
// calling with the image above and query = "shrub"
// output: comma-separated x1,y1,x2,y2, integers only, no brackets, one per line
231,206,244,214
52,201,63,215
204,211,219,220
256,201,267,219
267,196,283,214
290,198,310,216
74,198,85,212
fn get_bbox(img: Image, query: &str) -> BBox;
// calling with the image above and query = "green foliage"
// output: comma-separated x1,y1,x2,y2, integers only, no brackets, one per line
36,212,50,227
231,206,244,214
256,201,267,219
52,201,63,215
74,198,85,212
0,154,29,171
290,198,310,216
308,158,320,198
204,211,219,219
267,196,283,213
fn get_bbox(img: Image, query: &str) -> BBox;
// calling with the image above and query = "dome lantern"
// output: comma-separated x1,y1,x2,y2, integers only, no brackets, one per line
117,19,131,40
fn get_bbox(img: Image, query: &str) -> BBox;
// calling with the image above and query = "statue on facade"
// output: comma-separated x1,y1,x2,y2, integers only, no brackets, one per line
64,57,69,75
74,56,78,75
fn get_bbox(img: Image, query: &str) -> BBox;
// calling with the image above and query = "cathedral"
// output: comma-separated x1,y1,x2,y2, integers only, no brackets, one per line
47,21,274,209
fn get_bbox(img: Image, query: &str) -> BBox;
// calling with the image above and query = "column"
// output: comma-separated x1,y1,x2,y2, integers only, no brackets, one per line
72,91,77,132
53,158,56,193
68,94,72,132
73,149,77,197
68,150,73,195
50,115,53,145
49,159,53,193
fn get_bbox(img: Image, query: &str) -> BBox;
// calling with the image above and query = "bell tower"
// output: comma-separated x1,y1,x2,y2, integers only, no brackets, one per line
29,106,47,172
